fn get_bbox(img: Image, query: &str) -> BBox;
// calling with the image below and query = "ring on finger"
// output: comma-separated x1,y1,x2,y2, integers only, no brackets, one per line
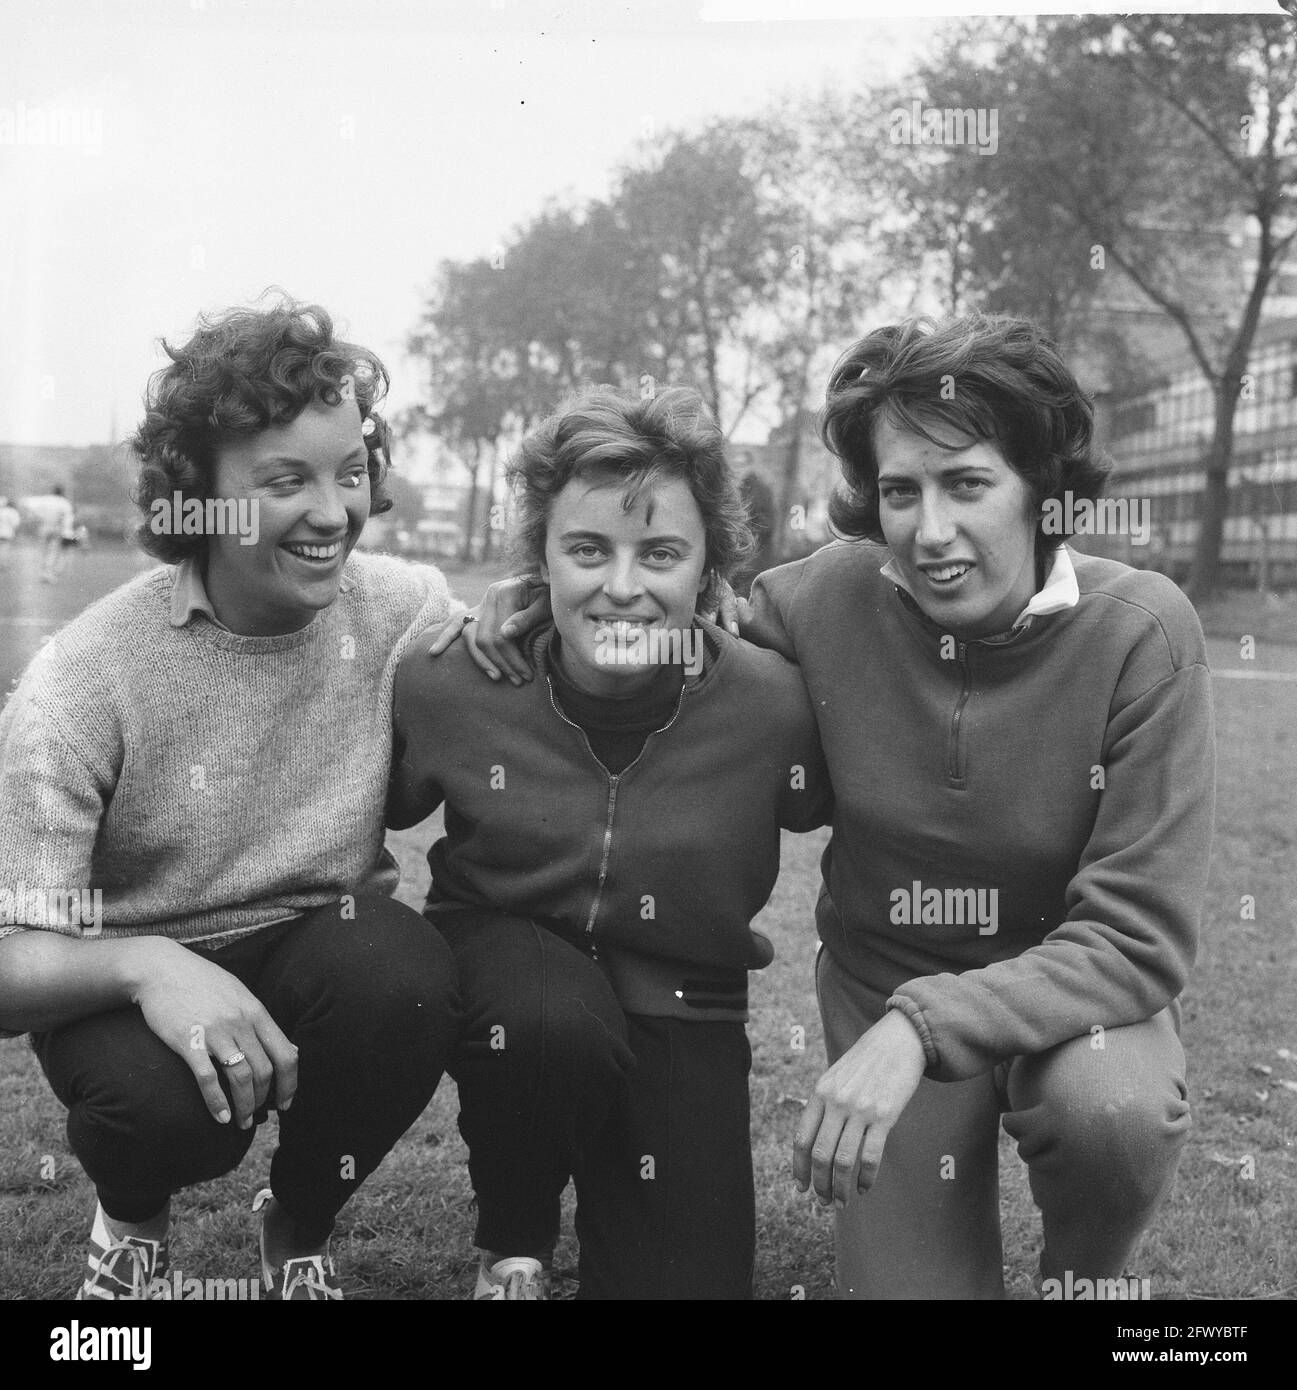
219,1050,247,1068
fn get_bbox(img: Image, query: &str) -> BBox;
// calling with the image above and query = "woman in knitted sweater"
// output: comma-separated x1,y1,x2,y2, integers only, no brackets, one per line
448,313,1216,1300
0,299,459,1300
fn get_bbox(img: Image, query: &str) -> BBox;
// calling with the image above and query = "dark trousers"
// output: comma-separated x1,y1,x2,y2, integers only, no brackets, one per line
440,909,755,1300
35,895,458,1245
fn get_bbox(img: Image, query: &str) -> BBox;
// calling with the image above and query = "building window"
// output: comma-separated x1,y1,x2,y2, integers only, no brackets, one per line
1112,399,1157,439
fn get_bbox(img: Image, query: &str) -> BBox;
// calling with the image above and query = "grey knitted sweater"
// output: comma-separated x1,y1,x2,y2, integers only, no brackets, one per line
0,549,453,948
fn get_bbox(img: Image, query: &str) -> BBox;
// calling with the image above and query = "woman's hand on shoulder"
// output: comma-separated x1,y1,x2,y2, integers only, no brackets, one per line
793,1008,926,1207
700,576,744,637
127,938,298,1131
425,576,551,684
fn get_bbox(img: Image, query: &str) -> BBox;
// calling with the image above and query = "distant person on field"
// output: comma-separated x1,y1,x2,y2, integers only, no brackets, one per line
58,507,84,571
27,484,75,582
0,496,20,570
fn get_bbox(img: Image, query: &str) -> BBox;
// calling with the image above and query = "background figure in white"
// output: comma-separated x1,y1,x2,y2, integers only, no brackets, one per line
0,497,20,571
58,508,84,575
25,485,75,582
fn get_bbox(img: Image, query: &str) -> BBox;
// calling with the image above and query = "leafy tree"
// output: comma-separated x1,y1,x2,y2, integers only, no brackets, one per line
910,16,1297,597
406,259,518,561
613,121,792,435
1076,15,1297,597
407,115,885,563
746,98,887,556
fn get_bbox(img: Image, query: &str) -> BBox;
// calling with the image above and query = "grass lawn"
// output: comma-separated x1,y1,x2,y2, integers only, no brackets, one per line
1,544,1294,1299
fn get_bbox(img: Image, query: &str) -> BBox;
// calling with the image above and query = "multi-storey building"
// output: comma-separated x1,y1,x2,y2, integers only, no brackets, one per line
1090,316,1297,588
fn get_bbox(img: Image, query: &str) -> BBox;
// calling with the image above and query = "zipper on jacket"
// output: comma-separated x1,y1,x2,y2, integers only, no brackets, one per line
948,641,972,783
581,775,622,956
545,674,688,955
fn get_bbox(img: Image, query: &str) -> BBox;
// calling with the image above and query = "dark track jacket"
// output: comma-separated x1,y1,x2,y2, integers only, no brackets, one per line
388,621,832,1021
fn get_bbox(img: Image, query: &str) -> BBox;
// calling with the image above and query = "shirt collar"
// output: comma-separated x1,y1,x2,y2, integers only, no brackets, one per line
169,556,223,628
879,544,1079,635
168,555,356,629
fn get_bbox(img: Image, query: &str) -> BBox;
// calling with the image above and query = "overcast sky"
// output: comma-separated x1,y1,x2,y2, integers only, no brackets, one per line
0,0,1267,447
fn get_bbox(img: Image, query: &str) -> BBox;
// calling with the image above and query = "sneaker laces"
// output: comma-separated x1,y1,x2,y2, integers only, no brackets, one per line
501,1267,544,1301
278,1254,344,1301
82,1236,163,1301
253,1187,343,1300
476,1256,551,1300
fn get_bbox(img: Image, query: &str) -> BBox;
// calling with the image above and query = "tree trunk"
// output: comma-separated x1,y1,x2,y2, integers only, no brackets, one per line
481,444,501,560
1185,224,1277,600
773,398,806,560
460,440,482,564
703,331,722,430
1186,379,1240,602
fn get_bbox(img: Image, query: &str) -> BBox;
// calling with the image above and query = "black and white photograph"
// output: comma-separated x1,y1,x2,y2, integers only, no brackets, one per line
0,0,1292,1356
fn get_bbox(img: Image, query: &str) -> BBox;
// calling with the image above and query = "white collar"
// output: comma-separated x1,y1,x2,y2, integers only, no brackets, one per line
879,544,1079,633
169,555,355,629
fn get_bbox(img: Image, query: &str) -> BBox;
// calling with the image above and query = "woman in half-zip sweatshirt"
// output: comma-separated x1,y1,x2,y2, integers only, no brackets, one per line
750,314,1215,1300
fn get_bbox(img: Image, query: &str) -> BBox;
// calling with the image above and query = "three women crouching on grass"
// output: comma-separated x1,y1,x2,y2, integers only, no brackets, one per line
0,297,1211,1301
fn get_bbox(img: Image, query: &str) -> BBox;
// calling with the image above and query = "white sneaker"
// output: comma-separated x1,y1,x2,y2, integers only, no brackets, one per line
473,1255,551,1301
253,1187,344,1301
78,1203,169,1300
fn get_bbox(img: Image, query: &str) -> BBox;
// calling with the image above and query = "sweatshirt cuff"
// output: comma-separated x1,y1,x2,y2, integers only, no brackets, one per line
885,994,939,1070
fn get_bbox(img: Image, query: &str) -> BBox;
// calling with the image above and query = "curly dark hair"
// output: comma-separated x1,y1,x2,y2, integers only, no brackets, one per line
131,294,393,563
506,385,755,613
821,314,1111,555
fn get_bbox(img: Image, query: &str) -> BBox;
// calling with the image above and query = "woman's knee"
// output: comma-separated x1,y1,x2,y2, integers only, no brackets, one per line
503,955,629,1088
280,896,460,1052
67,1063,254,1188
450,917,631,1088
543,991,633,1095
1007,1030,1191,1212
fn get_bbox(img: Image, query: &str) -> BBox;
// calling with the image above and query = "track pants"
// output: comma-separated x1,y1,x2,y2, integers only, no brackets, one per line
817,947,1192,1300
35,895,458,1246
439,909,755,1299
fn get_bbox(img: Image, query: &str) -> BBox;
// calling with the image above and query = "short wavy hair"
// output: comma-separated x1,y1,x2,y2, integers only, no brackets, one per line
507,385,754,612
821,314,1111,554
131,295,393,563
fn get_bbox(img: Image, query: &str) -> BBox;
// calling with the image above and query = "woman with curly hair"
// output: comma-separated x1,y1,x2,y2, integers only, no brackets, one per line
0,296,460,1300
450,314,1216,1300
390,385,830,1299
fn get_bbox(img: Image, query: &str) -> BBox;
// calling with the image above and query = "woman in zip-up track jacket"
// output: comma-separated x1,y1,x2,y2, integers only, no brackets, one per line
389,385,831,1301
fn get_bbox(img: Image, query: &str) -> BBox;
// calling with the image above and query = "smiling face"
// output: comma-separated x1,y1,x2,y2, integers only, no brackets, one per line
875,415,1040,639
203,398,371,635
539,473,710,696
